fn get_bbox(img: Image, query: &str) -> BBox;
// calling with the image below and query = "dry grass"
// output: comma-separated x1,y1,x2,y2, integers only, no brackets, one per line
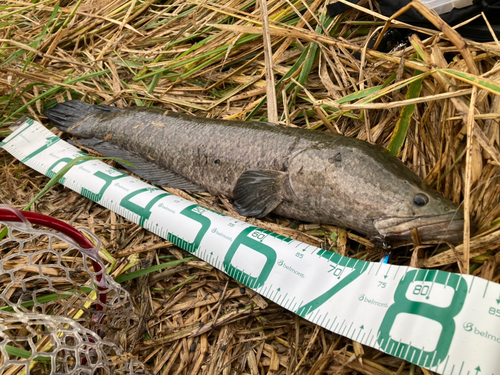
1,0,500,373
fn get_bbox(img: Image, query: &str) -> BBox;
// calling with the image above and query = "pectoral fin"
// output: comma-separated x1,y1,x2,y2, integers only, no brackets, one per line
70,138,206,192
233,170,287,218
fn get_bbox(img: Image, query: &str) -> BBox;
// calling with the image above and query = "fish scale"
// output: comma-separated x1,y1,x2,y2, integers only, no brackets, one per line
72,106,311,195
1,117,499,374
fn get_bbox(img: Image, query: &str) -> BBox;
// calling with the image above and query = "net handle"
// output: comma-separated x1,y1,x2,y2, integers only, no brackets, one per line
0,208,94,249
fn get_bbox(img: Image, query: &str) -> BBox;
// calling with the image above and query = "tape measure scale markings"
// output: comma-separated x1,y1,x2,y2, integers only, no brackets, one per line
2,118,500,375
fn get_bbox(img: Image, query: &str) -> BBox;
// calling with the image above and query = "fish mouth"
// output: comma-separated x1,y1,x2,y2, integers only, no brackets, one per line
373,211,467,245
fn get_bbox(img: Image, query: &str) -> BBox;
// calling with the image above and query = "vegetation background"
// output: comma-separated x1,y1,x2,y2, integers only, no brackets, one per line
0,0,499,373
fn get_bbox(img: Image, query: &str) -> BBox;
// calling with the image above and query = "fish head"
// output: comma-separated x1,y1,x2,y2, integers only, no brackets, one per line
287,139,467,245
371,181,466,246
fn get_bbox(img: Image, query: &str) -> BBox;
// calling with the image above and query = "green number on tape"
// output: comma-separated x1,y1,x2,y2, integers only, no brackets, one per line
377,270,467,367
81,169,128,202
251,228,293,243
120,188,171,226
167,205,212,253
46,154,87,183
223,227,277,289
296,250,366,317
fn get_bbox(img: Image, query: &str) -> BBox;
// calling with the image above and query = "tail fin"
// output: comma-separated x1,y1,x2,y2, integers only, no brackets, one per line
44,100,120,132
44,101,96,131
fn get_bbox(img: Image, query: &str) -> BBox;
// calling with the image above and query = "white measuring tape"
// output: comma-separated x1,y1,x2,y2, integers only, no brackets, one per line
2,118,499,374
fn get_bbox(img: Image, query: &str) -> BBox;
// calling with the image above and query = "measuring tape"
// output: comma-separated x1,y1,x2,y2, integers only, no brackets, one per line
2,118,499,374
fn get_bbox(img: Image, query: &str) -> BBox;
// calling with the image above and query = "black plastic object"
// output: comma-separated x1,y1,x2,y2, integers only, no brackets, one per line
327,0,500,42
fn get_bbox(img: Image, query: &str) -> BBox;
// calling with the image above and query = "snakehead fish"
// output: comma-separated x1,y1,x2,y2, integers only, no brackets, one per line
44,100,466,245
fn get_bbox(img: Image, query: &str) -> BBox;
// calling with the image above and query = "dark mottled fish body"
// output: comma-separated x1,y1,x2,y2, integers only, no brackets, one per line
45,101,466,245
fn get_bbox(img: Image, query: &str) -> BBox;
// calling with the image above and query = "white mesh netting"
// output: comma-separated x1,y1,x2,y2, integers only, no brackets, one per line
0,311,147,374
0,205,149,374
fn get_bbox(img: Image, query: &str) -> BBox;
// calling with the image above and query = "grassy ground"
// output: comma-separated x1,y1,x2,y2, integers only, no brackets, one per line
1,0,500,373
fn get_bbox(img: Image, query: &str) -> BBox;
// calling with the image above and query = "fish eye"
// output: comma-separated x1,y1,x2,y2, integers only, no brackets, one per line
413,193,429,207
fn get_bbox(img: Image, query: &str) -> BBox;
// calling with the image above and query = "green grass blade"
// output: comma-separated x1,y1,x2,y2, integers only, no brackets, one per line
168,275,197,292
437,68,500,96
0,287,94,311
22,5,61,72
338,85,383,104
60,0,83,29
23,155,134,211
0,0,54,20
387,71,424,156
147,71,161,95
5,345,51,362
114,257,194,283
359,71,430,105
245,44,310,120
289,10,333,109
